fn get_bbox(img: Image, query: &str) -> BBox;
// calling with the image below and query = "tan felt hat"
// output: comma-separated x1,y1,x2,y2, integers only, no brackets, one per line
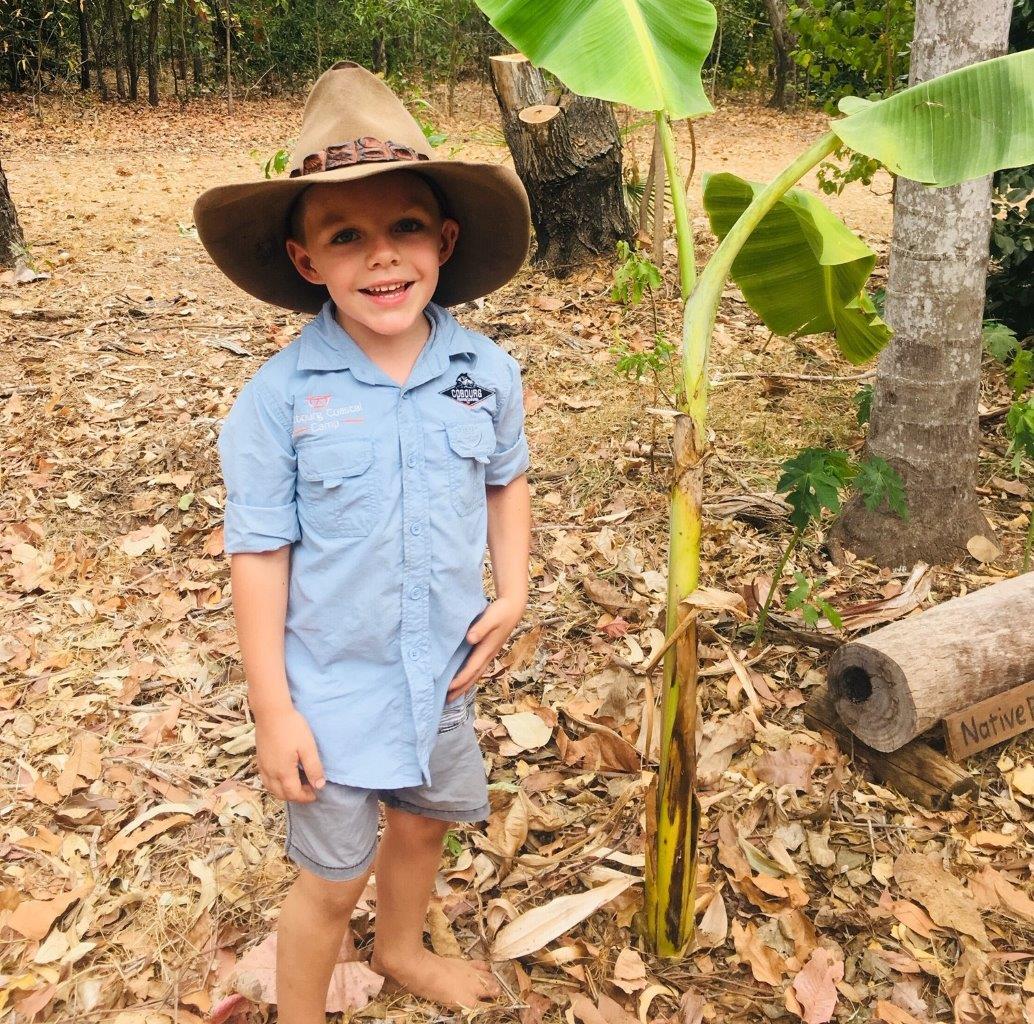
193,61,531,313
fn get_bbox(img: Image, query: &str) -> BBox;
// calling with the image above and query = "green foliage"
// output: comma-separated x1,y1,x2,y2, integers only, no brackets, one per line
853,455,909,518
816,146,884,196
832,52,1034,188
983,318,1033,398
853,383,873,426
474,0,718,118
253,147,291,179
784,572,843,628
443,830,465,858
612,332,677,382
788,0,913,106
1012,349,1033,399
612,241,663,307
776,447,856,530
755,447,907,640
703,172,890,364
1005,394,1034,569
1007,396,1034,475
987,164,1034,335
2,0,499,98
983,320,1020,363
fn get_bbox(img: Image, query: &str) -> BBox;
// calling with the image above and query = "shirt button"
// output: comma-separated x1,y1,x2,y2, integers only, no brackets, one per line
408,648,422,660
401,392,409,400
410,522,422,535
409,585,423,599
407,453,417,467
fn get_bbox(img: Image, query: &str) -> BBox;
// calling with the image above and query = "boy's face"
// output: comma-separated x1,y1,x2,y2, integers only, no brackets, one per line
285,172,459,347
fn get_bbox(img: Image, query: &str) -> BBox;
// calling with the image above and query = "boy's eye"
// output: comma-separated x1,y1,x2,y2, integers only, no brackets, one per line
330,220,423,244
332,229,358,243
398,218,424,232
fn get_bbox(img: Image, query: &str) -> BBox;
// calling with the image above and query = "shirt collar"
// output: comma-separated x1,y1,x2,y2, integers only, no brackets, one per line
296,299,477,383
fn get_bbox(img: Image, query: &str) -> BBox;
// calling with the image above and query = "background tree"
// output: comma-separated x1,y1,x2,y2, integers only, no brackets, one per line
762,0,795,108
833,0,1014,565
0,157,24,268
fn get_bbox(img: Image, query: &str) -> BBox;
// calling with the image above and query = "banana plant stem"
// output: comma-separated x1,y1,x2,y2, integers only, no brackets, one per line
656,110,695,301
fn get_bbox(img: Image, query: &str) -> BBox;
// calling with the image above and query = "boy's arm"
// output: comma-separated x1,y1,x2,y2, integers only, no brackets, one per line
230,547,293,717
230,545,327,799
446,473,531,699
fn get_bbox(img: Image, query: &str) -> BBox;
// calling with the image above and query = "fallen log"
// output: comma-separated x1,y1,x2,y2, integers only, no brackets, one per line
827,572,1034,752
803,686,977,809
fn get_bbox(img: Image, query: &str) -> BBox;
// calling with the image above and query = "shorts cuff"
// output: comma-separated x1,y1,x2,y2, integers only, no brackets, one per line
284,833,378,881
381,795,490,823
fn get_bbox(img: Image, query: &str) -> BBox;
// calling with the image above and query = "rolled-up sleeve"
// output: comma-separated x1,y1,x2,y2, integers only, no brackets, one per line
485,354,530,486
217,377,300,554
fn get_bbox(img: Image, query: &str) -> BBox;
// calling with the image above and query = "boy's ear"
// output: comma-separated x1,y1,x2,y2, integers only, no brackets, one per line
286,238,325,285
438,218,460,267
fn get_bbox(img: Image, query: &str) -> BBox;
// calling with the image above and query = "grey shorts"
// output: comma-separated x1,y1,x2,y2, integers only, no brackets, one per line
284,696,489,881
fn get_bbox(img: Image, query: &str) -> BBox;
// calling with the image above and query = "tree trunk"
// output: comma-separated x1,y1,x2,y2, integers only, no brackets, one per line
831,0,1013,567
78,0,92,91
105,0,126,99
489,53,634,277
83,0,110,100
147,0,160,105
0,158,25,269
763,0,795,109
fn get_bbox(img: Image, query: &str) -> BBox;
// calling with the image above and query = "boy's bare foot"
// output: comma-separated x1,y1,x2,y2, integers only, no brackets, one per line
371,948,501,1008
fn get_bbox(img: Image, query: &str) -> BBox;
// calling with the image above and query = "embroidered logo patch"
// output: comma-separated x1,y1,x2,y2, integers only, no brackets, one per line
440,372,496,408
306,394,332,410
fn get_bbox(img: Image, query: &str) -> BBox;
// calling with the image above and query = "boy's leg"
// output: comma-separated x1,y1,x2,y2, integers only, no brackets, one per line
276,865,372,1024
276,781,381,1024
370,805,501,1008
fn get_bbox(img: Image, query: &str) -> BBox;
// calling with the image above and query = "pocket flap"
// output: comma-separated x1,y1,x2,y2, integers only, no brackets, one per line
297,439,374,488
445,420,495,463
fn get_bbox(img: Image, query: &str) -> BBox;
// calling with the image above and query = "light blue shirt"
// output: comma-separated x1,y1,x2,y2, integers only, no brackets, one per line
217,299,529,788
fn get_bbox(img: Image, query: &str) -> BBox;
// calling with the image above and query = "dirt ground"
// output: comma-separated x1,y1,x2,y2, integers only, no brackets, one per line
1,79,1032,1024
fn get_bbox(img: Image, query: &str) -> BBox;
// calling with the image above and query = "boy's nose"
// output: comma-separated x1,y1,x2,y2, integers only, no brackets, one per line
367,235,402,268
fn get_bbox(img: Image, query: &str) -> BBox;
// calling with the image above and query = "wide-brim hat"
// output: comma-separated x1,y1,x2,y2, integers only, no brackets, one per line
193,61,531,313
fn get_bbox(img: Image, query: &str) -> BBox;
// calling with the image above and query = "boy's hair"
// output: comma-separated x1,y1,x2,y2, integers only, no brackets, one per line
287,170,453,247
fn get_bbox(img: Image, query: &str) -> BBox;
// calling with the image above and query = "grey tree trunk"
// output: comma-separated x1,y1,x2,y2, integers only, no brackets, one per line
1,158,25,268
832,0,1013,567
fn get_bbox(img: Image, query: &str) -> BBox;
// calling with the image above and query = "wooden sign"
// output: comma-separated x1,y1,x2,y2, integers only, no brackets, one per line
943,679,1034,759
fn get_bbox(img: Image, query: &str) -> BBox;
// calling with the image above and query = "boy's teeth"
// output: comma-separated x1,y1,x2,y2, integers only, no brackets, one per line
367,283,406,293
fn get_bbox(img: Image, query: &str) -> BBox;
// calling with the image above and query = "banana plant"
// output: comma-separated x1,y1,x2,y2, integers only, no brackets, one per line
474,0,1034,957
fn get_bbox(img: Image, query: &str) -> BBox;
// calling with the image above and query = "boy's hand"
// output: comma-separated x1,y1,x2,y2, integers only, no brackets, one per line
254,706,326,803
447,596,526,702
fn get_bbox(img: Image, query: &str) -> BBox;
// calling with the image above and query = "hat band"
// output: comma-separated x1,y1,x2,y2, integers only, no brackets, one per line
289,136,430,178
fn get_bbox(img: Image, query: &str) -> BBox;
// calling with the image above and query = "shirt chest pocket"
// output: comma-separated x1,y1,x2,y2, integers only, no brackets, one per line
444,420,496,516
296,439,377,538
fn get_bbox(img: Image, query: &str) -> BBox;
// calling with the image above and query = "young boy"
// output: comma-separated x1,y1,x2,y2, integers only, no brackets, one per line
193,62,533,1018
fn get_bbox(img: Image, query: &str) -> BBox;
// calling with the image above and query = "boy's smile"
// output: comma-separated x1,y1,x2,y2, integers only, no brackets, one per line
285,171,460,353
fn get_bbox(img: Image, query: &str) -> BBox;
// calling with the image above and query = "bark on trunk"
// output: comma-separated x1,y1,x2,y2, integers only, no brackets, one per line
827,573,1034,751
147,0,160,105
763,0,795,109
832,0,1013,567
83,0,109,100
0,158,25,269
489,53,634,277
78,0,92,91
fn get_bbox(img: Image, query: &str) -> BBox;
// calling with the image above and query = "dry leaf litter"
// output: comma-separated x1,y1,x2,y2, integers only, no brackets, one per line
1,81,1032,1024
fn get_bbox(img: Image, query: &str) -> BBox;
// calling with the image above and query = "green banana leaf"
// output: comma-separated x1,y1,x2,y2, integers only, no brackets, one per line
473,0,717,119
833,50,1034,186
703,172,891,364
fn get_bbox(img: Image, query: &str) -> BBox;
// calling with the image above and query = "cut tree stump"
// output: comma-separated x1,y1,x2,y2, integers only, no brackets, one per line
827,573,1034,752
803,685,977,809
488,53,633,276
